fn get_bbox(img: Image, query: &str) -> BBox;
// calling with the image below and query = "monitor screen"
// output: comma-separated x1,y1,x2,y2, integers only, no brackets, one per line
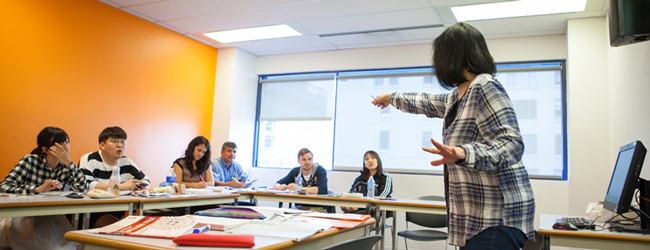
603,141,647,214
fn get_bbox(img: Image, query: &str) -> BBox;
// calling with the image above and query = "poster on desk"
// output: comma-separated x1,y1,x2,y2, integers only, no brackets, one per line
93,215,203,239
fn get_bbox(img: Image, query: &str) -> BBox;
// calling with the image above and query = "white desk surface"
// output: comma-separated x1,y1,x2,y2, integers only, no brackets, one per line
0,195,139,218
65,218,374,250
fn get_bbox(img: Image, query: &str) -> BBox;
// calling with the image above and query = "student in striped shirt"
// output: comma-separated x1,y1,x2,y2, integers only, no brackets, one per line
79,126,150,191
78,126,150,227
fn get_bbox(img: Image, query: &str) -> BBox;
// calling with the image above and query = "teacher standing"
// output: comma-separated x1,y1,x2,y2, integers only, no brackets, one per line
372,22,535,250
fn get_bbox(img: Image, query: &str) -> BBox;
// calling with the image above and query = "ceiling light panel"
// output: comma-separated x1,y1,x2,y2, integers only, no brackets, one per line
204,24,302,43
451,0,587,21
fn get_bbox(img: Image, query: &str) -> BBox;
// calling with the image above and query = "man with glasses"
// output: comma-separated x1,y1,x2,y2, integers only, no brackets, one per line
79,126,150,191
78,126,150,227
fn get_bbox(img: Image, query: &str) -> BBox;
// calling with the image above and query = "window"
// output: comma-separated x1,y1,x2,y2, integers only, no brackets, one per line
255,61,567,179
512,100,537,120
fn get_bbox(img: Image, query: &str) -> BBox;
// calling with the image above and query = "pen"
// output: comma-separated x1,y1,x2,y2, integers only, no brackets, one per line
200,175,205,183
232,176,240,183
370,94,376,100
191,225,210,234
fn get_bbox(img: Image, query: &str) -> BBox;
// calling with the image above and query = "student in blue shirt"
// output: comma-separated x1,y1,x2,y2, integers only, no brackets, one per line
211,141,248,188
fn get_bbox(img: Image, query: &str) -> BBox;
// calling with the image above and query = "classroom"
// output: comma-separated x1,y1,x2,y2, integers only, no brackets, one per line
1,0,649,249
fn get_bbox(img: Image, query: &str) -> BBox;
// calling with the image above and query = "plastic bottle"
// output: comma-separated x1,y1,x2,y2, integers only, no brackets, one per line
295,174,303,192
107,166,120,197
166,168,176,187
367,176,375,198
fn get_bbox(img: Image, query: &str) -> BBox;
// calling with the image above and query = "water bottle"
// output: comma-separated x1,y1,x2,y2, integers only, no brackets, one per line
367,176,375,198
295,174,303,192
166,168,176,187
107,166,120,197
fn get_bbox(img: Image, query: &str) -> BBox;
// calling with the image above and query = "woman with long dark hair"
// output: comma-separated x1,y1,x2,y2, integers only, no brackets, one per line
341,150,392,213
0,127,87,250
0,126,87,193
171,136,214,188
372,22,535,250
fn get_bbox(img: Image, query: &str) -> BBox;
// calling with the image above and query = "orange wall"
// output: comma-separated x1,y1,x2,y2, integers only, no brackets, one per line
0,0,218,185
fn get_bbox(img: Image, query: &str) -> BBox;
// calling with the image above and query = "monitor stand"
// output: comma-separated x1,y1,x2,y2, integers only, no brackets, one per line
639,178,649,230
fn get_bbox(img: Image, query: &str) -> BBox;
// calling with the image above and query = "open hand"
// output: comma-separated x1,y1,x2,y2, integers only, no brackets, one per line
422,138,466,166
49,143,73,167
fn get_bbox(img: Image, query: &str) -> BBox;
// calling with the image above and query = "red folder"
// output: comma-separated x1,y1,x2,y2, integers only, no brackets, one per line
173,234,255,248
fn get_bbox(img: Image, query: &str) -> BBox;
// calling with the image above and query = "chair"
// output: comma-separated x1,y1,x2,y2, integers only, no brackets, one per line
521,230,544,250
397,195,448,249
319,235,383,250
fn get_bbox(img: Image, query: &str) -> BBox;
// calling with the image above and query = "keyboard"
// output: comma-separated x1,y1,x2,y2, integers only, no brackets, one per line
561,217,595,229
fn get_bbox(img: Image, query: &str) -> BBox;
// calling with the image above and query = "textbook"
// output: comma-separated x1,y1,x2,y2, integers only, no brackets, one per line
91,215,248,239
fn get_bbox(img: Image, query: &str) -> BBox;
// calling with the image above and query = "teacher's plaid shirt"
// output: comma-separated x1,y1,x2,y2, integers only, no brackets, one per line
390,74,535,247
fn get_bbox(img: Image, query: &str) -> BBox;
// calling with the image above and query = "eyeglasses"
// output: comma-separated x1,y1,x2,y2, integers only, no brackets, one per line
108,139,127,146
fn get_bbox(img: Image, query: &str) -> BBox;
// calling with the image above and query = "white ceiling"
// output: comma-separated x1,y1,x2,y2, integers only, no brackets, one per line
99,0,609,56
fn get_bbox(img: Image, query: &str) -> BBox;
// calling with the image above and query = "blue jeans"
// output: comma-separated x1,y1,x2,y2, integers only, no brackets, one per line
459,226,527,250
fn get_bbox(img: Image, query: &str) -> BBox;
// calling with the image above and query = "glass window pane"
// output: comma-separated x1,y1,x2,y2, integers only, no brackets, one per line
256,120,333,169
259,79,335,120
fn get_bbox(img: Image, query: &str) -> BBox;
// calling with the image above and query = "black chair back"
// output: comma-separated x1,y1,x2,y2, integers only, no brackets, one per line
319,235,383,250
405,195,447,228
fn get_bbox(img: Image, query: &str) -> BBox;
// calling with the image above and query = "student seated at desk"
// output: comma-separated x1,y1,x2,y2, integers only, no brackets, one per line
79,126,150,227
341,150,393,215
273,148,329,213
211,141,248,188
171,136,214,188
0,126,87,250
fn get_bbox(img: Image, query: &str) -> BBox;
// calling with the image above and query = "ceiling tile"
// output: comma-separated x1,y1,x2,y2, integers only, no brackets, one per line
274,0,431,21
264,0,316,6
226,35,337,55
127,0,267,21
322,27,443,46
300,8,441,35
163,7,292,34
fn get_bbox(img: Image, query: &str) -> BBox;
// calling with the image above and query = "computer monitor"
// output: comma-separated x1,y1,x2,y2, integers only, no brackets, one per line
603,140,647,214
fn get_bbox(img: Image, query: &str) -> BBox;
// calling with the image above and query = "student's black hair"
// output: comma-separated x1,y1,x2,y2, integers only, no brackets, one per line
361,150,384,180
221,141,237,152
31,127,69,155
98,126,127,143
182,136,212,177
432,22,496,89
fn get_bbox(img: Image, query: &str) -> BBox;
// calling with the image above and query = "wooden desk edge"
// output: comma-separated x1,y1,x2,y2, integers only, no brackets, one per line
252,192,371,203
65,219,375,250
538,229,650,243
373,200,446,208
65,232,177,250
137,194,240,203
0,198,140,208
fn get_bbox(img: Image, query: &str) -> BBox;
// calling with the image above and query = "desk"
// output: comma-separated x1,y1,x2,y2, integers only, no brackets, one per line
0,196,140,228
65,218,375,249
538,214,650,250
137,193,239,215
373,199,447,250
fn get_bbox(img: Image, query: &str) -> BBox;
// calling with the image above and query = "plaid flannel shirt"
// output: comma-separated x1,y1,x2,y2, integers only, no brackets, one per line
0,154,88,194
390,74,535,246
